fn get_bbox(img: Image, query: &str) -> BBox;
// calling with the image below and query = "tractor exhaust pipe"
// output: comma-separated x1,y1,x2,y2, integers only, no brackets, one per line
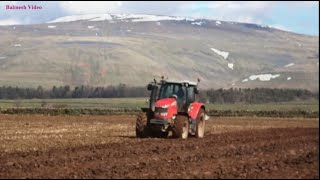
149,86,158,112
147,79,158,112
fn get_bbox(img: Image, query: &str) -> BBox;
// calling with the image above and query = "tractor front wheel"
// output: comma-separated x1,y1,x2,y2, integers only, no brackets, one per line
172,115,189,139
136,112,150,138
195,108,205,138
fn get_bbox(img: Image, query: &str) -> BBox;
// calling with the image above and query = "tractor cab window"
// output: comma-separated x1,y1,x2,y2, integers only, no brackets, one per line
159,83,186,102
175,85,186,103
186,86,195,103
158,83,173,99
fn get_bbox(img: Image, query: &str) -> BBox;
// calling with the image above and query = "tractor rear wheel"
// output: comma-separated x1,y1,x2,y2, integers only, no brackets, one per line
172,115,189,139
195,108,205,138
136,112,150,138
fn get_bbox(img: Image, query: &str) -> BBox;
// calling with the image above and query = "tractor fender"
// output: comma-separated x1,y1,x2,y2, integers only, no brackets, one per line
188,102,205,120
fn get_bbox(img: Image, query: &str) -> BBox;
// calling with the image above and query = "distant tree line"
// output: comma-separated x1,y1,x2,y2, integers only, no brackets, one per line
0,85,318,103
198,88,318,104
0,84,148,99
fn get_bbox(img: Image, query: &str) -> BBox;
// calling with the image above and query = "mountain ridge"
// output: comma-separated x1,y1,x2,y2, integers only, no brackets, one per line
0,13,318,91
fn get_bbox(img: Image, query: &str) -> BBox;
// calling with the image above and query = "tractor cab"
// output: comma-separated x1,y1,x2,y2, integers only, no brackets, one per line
147,79,199,114
157,80,198,112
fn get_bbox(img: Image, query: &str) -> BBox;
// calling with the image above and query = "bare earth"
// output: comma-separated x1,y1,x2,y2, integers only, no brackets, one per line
0,114,318,178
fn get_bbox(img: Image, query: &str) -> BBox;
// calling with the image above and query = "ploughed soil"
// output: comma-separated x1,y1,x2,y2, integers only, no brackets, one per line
0,127,318,179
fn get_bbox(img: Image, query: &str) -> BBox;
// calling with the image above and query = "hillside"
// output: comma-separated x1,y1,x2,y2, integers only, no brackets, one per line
0,14,318,91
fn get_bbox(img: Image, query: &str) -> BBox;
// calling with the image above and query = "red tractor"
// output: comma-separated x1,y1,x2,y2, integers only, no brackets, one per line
136,78,209,139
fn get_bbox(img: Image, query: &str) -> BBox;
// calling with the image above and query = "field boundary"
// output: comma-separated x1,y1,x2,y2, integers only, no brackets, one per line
0,108,318,118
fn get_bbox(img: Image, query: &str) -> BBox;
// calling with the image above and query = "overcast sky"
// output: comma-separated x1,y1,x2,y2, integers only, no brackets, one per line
0,1,318,36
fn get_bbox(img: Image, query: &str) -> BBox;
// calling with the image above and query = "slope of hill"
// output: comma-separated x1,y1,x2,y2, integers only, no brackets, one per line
0,14,318,91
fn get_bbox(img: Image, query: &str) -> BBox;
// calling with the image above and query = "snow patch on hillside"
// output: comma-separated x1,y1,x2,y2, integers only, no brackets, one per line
133,15,185,22
48,14,112,23
48,14,198,24
228,63,234,70
115,14,184,22
48,25,56,28
191,21,204,26
284,63,295,67
210,47,233,70
185,18,195,21
242,74,280,82
89,14,113,21
249,74,280,81
210,48,229,59
242,78,248,82
287,77,292,80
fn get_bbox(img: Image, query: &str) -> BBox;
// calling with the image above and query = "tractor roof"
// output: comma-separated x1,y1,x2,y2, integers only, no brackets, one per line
162,79,198,86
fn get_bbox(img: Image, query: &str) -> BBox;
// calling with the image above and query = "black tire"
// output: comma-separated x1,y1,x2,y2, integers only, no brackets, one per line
172,115,189,139
195,108,205,138
136,112,150,138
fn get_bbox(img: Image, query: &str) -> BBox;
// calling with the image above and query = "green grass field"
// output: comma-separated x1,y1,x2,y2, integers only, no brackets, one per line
0,98,318,112
0,98,147,109
206,100,319,112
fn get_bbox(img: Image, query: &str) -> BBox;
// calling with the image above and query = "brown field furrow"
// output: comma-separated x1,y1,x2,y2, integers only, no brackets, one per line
0,129,318,178
0,114,318,178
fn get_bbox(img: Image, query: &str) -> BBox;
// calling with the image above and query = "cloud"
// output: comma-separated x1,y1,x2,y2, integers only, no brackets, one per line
206,1,273,11
291,1,319,7
58,1,122,15
173,1,275,24
236,16,263,24
119,1,190,15
0,18,20,26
